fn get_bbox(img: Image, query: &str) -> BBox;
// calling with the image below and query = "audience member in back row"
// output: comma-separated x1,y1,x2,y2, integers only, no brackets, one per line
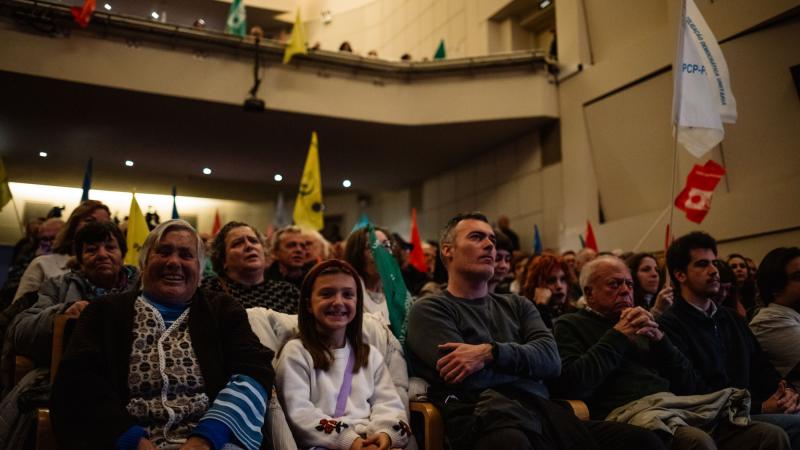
749,247,800,389
659,232,800,448
12,221,139,366
4,217,65,294
407,212,665,450
521,254,575,328
625,252,673,318
488,230,513,294
14,200,111,302
727,253,760,319
266,225,312,289
343,226,393,327
552,255,788,449
51,219,274,450
202,221,300,314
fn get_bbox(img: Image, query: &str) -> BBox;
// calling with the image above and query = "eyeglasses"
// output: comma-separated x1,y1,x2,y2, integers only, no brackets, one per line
605,278,634,291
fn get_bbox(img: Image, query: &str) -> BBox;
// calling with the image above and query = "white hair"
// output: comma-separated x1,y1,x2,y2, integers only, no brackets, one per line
579,255,626,292
139,219,205,284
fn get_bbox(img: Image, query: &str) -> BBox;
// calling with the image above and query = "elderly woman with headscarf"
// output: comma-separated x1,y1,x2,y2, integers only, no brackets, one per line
51,219,274,450
13,200,111,302
12,221,138,365
202,221,300,314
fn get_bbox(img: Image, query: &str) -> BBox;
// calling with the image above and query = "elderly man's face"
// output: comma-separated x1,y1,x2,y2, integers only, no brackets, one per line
143,230,200,304
586,260,634,320
277,232,307,270
302,233,323,264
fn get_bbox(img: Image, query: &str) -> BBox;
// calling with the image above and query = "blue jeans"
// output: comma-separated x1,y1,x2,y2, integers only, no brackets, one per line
753,414,800,450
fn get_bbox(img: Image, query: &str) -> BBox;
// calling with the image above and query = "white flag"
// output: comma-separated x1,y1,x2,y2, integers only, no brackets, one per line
672,0,737,158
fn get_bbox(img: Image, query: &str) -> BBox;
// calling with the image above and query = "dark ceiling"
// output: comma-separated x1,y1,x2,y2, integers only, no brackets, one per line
0,70,549,201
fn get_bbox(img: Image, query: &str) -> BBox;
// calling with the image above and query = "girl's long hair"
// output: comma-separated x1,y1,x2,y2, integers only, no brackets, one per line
297,259,370,372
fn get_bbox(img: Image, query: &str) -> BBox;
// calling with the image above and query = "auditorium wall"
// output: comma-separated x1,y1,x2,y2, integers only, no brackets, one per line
301,0,529,60
553,0,800,257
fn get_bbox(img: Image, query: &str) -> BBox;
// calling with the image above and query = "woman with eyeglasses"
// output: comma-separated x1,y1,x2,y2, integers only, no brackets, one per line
343,227,394,328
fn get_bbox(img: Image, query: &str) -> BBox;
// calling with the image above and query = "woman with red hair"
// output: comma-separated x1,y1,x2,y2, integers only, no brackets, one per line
521,254,576,328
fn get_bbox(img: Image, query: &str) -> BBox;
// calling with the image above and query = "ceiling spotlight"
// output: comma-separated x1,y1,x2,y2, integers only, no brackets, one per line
124,160,134,167
38,151,47,157
539,0,552,9
342,179,352,188
103,3,111,11
202,167,212,175
273,174,283,182
150,11,160,20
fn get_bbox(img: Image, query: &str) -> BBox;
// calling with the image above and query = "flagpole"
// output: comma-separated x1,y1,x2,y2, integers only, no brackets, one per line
632,205,671,252
668,0,687,245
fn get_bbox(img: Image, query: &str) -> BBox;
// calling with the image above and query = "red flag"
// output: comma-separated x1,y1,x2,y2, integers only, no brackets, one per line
674,160,726,224
212,210,222,236
585,221,598,252
408,209,427,273
71,0,96,28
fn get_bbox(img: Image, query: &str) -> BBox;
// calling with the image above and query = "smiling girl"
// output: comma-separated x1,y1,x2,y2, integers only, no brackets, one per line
276,260,410,450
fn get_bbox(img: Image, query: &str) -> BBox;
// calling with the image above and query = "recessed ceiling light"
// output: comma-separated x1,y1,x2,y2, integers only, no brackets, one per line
202,167,212,175
103,3,111,11
342,179,352,188
125,160,134,167
150,11,160,20
273,174,283,182
38,151,47,157
539,0,551,9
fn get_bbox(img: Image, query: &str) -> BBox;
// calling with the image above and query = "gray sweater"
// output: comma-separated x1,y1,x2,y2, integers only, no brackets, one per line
12,266,139,365
406,291,560,399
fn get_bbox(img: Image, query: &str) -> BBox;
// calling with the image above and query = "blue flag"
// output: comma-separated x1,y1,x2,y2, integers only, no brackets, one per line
81,158,92,202
533,224,542,255
171,185,180,219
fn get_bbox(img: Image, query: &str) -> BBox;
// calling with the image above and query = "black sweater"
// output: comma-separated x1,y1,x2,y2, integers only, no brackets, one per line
658,296,781,414
553,309,696,419
50,289,275,450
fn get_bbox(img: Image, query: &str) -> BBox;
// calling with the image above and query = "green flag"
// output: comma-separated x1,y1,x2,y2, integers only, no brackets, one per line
226,0,247,37
369,225,412,342
434,39,446,60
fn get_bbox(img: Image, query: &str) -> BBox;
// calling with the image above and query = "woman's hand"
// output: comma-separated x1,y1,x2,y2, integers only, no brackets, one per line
361,432,391,450
534,287,553,306
651,286,674,317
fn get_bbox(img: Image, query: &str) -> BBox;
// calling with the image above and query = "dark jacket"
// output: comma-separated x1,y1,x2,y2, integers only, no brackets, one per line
658,296,781,414
50,289,275,450
553,309,696,419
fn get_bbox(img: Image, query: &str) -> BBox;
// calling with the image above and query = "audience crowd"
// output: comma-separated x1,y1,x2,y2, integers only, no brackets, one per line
0,200,798,450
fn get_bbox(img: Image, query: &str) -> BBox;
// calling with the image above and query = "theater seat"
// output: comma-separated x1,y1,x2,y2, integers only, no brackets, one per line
407,376,589,450
36,314,73,450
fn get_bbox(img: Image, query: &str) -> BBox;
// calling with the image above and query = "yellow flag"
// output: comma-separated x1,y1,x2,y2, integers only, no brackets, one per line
283,10,307,64
0,158,12,211
125,194,150,266
293,132,324,230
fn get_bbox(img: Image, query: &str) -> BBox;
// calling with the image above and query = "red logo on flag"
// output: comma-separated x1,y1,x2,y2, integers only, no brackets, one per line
674,160,726,223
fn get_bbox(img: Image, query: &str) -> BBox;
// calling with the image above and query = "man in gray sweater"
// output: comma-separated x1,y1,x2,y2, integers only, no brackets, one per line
406,212,663,450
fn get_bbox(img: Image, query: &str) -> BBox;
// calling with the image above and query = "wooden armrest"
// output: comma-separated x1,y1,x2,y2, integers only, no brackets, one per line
563,399,590,421
36,408,57,450
50,315,73,384
14,355,35,385
409,401,443,450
